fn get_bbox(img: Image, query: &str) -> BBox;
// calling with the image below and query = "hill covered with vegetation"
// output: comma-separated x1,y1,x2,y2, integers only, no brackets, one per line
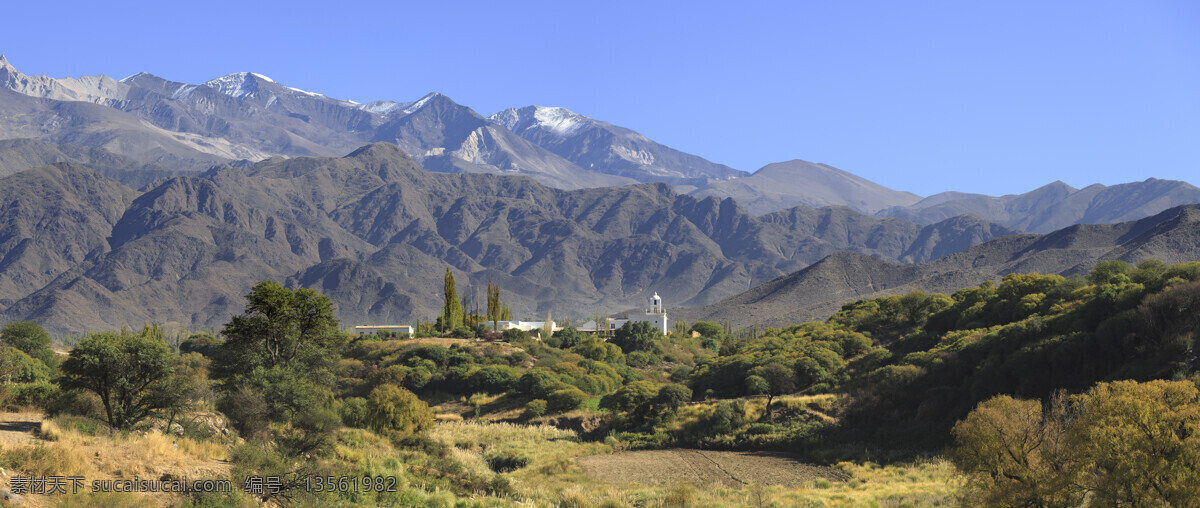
1,258,1198,505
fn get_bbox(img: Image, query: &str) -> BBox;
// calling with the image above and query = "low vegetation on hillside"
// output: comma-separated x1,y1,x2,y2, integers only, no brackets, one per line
0,259,1197,505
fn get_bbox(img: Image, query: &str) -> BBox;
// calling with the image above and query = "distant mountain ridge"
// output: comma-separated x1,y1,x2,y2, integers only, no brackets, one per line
3,54,1197,232
0,56,729,190
0,143,1018,334
690,160,922,215
682,204,1200,328
877,178,1200,233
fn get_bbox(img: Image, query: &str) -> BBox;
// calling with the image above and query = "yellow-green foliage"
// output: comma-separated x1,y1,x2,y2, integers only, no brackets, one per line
952,379,1200,506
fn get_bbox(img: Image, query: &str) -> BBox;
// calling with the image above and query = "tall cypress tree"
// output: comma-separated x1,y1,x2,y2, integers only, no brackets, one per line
487,280,501,332
442,268,463,333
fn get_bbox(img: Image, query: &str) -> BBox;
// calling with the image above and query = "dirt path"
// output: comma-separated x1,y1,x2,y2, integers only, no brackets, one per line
0,412,42,446
578,449,849,487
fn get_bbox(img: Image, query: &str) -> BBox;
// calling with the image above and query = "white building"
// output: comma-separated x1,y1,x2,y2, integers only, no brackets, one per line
354,325,414,337
578,292,670,336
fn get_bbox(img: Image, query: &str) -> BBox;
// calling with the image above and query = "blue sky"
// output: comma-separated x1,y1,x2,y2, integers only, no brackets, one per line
3,1,1197,196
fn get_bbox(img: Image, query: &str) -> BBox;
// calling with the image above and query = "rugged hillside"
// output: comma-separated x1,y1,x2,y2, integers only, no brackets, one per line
683,204,1200,327
0,144,1015,334
0,138,180,188
0,163,138,305
690,160,922,215
490,105,747,187
878,179,1200,233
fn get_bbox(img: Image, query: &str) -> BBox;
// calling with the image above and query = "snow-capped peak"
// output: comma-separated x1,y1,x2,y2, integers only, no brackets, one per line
202,72,276,98
490,105,589,137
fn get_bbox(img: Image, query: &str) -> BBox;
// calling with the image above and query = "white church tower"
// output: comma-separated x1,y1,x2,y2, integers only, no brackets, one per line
624,291,669,335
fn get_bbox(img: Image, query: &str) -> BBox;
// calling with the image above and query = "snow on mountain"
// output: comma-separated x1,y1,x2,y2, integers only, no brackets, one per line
490,106,589,137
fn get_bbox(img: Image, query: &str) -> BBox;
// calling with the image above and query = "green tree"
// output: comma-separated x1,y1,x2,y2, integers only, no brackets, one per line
1,321,55,368
950,394,1081,507
611,321,659,353
487,279,502,331
654,384,692,413
60,332,175,429
1070,380,1200,505
751,363,796,422
0,346,51,383
441,268,463,333
543,311,553,340
690,321,723,340
599,381,658,413
215,281,342,379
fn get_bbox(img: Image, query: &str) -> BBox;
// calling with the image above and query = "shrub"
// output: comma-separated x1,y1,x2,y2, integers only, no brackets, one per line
525,399,548,418
0,321,55,368
0,346,51,383
367,384,433,442
6,381,59,409
339,397,369,428
547,387,589,413
625,351,660,367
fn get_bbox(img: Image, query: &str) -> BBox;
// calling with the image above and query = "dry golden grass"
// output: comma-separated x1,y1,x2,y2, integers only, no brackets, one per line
2,416,233,507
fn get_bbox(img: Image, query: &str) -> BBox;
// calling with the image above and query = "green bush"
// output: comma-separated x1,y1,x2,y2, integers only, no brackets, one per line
367,384,433,442
0,346,51,383
547,387,589,413
0,321,55,368
525,399,548,418
339,397,369,428
6,381,59,408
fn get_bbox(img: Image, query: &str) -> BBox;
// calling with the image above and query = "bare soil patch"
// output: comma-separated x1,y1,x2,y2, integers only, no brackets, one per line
578,449,849,487
0,412,42,446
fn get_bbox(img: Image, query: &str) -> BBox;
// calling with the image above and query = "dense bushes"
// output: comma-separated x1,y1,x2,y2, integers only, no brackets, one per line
952,380,1200,506
367,384,434,442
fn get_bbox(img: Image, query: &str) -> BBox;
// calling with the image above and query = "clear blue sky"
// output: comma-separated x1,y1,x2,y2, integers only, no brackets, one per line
3,0,1197,196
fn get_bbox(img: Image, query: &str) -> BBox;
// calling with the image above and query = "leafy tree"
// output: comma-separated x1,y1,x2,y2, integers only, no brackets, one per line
487,279,502,331
1070,380,1200,505
654,384,692,413
1,321,55,368
441,268,463,333
599,381,658,412
549,326,585,349
60,332,175,430
950,394,1081,507
366,384,433,442
179,333,222,357
0,346,51,383
690,321,723,340
339,397,369,428
751,363,796,422
611,321,659,354
744,375,768,397
215,281,342,381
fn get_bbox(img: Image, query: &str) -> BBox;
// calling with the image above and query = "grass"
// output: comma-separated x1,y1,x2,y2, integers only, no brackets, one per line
4,414,961,506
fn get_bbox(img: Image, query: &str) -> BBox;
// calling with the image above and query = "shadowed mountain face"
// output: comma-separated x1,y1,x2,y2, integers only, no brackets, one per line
681,205,1200,328
877,179,1200,233
0,143,1016,335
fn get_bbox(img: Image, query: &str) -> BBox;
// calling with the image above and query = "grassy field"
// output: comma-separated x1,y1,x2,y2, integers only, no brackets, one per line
0,413,961,507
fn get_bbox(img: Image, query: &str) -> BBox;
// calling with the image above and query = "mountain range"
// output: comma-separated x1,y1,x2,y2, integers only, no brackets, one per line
4,54,1199,231
681,204,1200,328
0,143,1025,334
0,55,1198,334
